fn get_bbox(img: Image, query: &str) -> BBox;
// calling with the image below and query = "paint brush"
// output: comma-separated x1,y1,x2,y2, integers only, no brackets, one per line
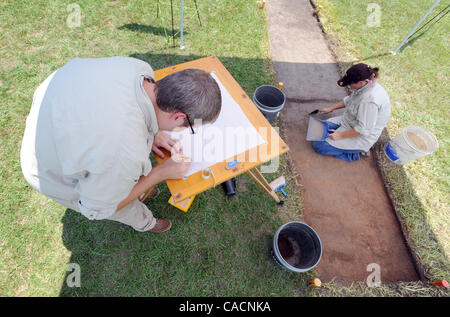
270,176,288,198
309,109,319,115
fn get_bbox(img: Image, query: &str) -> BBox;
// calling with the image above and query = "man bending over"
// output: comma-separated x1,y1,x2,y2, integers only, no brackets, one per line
20,57,221,233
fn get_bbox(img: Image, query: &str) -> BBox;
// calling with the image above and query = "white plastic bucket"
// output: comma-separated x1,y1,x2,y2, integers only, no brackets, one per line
384,126,438,165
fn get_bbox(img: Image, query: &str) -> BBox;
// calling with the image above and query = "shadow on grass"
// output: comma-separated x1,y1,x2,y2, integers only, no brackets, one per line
343,52,392,66
118,23,188,38
398,31,428,54
345,15,446,63
128,53,273,95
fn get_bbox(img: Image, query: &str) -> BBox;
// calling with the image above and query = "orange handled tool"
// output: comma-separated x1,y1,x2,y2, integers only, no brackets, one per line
432,280,449,288
309,278,322,287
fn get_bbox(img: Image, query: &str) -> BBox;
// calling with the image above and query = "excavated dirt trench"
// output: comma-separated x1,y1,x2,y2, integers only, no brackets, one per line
267,0,419,282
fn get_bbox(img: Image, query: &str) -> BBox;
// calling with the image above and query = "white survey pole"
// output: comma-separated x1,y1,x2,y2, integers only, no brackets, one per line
392,0,440,55
180,0,185,49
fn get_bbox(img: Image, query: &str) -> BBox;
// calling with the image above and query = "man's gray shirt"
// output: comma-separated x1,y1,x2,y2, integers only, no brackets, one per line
20,57,158,220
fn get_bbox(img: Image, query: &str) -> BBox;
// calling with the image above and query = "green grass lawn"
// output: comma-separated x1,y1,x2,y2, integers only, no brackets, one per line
0,0,313,296
312,0,449,289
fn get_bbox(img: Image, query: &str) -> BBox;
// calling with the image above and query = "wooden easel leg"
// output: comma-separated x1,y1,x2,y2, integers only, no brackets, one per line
247,168,281,204
139,185,156,203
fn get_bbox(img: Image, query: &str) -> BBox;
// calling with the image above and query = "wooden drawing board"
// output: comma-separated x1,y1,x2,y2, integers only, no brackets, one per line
153,56,289,202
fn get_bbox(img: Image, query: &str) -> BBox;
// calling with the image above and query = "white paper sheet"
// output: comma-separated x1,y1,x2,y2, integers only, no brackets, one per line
166,72,267,177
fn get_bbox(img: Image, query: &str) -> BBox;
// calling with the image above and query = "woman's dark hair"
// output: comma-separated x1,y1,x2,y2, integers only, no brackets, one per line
368,66,379,79
155,69,222,126
338,63,380,86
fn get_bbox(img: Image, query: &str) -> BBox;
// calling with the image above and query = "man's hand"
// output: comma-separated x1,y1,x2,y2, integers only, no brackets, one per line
152,131,181,158
156,154,191,180
115,152,191,212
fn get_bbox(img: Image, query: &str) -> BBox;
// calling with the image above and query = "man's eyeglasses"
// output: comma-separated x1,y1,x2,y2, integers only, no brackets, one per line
186,114,195,134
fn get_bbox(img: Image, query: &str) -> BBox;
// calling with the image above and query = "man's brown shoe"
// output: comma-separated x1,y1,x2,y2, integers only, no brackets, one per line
149,218,172,233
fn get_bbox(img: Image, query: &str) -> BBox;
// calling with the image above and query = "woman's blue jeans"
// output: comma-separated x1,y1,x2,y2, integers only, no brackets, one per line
312,122,363,162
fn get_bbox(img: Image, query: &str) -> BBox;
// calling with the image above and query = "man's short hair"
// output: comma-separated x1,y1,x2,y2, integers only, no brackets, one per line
155,68,222,126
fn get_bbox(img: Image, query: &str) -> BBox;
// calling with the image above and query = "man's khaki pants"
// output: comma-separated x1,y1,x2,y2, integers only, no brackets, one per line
53,196,157,232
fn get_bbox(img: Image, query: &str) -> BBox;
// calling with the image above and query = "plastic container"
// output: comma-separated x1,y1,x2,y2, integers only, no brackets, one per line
252,85,286,123
306,117,333,141
384,126,438,164
270,222,322,273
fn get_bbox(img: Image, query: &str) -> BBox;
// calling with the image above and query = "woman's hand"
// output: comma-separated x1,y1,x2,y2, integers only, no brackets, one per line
328,129,343,140
321,100,345,114
320,107,334,114
152,131,181,158
328,129,361,140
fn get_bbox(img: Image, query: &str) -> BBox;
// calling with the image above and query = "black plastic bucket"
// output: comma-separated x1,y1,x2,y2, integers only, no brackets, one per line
252,85,286,123
270,222,322,273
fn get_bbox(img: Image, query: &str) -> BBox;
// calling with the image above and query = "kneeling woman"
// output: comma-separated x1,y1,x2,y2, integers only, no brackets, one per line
313,63,391,161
